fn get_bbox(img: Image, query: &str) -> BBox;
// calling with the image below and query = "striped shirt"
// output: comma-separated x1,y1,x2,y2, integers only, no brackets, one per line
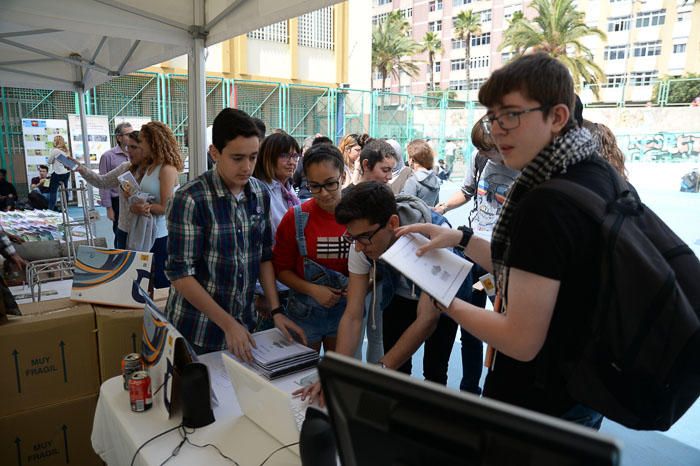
165,169,272,351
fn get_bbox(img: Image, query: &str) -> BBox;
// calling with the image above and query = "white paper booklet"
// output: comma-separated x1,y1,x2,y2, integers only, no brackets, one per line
251,328,317,366
380,233,473,307
117,171,140,195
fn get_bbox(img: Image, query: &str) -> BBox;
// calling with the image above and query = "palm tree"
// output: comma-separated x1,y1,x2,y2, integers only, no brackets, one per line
421,32,443,91
372,12,419,105
500,0,607,94
452,10,481,98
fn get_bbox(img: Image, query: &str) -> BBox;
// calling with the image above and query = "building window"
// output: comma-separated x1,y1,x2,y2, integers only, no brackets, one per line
453,0,473,6
399,85,410,94
633,41,661,57
469,78,487,90
477,10,492,23
451,59,466,71
298,7,334,50
375,0,392,5
429,20,442,32
673,43,687,54
434,61,441,73
501,51,515,63
247,21,288,43
607,16,631,32
504,6,522,21
452,38,466,49
469,56,489,68
429,0,443,12
636,9,665,28
604,45,627,61
603,74,626,88
372,13,389,26
630,71,657,86
471,32,490,47
401,8,413,19
449,80,467,90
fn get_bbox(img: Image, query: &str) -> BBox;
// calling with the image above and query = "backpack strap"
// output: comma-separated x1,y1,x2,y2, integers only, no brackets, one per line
292,204,310,258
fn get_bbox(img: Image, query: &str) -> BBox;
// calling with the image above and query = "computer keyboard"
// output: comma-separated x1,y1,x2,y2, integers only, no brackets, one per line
290,399,307,430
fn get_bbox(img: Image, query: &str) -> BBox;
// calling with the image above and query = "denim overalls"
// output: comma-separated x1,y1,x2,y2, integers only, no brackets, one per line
285,205,348,344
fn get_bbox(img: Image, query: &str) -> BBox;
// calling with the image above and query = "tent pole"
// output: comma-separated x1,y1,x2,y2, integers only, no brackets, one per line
187,0,207,180
77,85,95,210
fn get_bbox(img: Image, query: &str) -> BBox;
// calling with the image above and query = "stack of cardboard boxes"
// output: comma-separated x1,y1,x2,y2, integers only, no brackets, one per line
0,289,170,466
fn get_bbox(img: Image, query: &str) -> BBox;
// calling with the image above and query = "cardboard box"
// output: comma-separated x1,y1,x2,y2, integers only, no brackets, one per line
0,299,100,417
0,394,101,466
94,305,144,382
95,289,170,382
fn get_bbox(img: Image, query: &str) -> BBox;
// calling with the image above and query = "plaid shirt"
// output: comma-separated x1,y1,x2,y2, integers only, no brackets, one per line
165,170,272,351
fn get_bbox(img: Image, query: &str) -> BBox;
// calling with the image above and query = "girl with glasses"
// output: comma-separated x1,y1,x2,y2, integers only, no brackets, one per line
253,133,302,238
272,144,350,352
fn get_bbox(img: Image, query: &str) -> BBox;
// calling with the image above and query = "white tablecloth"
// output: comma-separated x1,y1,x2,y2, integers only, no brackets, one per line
91,351,308,466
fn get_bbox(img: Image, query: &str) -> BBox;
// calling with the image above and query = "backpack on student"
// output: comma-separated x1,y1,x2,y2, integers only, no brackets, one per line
539,163,700,431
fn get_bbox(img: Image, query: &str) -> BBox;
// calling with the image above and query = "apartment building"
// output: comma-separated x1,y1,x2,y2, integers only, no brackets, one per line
145,1,372,90
372,0,699,104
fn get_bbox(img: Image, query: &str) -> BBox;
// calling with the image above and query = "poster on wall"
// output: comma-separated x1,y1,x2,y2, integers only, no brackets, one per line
69,114,111,206
113,115,151,132
68,114,110,168
21,118,69,192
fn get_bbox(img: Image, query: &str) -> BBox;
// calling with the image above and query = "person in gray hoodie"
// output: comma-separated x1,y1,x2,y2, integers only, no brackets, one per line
294,182,473,405
401,139,441,207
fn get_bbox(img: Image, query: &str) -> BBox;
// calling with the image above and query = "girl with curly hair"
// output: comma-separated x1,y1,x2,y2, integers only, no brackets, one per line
338,133,370,188
133,121,184,288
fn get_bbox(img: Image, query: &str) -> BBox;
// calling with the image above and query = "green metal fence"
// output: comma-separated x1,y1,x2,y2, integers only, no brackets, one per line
3,73,698,191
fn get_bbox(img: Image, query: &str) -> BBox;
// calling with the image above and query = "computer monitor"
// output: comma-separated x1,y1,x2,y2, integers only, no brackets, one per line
318,353,621,466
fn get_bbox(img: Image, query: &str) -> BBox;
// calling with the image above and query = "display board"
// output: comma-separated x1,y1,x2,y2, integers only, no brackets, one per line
113,116,151,131
22,118,69,189
68,114,110,168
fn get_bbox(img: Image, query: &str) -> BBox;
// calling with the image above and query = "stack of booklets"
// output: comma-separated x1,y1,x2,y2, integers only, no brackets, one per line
248,328,319,379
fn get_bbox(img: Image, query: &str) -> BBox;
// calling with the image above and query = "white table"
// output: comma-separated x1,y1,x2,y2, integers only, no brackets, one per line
91,352,308,466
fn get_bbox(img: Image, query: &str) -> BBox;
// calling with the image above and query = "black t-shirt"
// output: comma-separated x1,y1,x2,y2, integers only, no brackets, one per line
483,159,616,417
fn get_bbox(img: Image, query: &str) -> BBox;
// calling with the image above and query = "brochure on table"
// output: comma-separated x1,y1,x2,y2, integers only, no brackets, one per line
21,118,69,190
380,233,473,308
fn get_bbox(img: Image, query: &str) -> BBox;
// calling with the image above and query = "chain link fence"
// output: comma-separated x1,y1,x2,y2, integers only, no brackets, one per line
5,73,696,192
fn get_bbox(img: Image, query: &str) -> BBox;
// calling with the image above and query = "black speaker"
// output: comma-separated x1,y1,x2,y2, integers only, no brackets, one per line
181,362,215,428
299,407,336,466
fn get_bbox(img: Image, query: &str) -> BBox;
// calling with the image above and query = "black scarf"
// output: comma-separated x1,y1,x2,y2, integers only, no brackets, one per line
491,127,599,298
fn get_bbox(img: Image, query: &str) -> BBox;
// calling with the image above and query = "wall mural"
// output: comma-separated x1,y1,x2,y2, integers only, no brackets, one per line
622,132,700,161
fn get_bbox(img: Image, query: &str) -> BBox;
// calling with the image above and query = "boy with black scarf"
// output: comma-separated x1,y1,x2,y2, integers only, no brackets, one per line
398,53,611,429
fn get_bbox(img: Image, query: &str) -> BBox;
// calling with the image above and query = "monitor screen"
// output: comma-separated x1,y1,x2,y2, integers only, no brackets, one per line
318,353,621,466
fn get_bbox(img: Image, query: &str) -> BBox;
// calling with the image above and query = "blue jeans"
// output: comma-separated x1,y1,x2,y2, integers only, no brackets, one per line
114,228,128,249
48,172,70,211
150,236,170,289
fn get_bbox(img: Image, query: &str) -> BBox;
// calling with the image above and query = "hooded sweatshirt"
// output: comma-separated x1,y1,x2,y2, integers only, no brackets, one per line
401,168,441,207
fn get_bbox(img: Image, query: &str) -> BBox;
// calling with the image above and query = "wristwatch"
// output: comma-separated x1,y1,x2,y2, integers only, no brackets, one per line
456,226,473,251
270,306,284,317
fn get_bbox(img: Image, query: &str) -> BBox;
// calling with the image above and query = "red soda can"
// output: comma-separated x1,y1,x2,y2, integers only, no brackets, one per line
122,353,144,390
129,371,152,412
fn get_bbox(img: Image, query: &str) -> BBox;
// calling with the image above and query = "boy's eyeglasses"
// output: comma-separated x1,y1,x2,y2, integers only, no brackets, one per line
481,107,547,134
279,152,301,161
307,179,340,194
342,221,387,246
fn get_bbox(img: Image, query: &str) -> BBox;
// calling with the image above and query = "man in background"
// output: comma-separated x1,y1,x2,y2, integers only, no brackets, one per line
99,122,132,236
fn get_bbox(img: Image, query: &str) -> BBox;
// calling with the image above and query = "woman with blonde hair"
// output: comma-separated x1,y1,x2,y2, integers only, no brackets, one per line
47,135,73,210
133,121,184,288
338,133,369,188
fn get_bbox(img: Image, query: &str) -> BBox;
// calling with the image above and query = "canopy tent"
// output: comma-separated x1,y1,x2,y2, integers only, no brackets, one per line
1,0,341,178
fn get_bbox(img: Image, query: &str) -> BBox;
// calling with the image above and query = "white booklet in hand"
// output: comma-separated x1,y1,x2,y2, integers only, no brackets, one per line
117,171,140,195
380,233,473,308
